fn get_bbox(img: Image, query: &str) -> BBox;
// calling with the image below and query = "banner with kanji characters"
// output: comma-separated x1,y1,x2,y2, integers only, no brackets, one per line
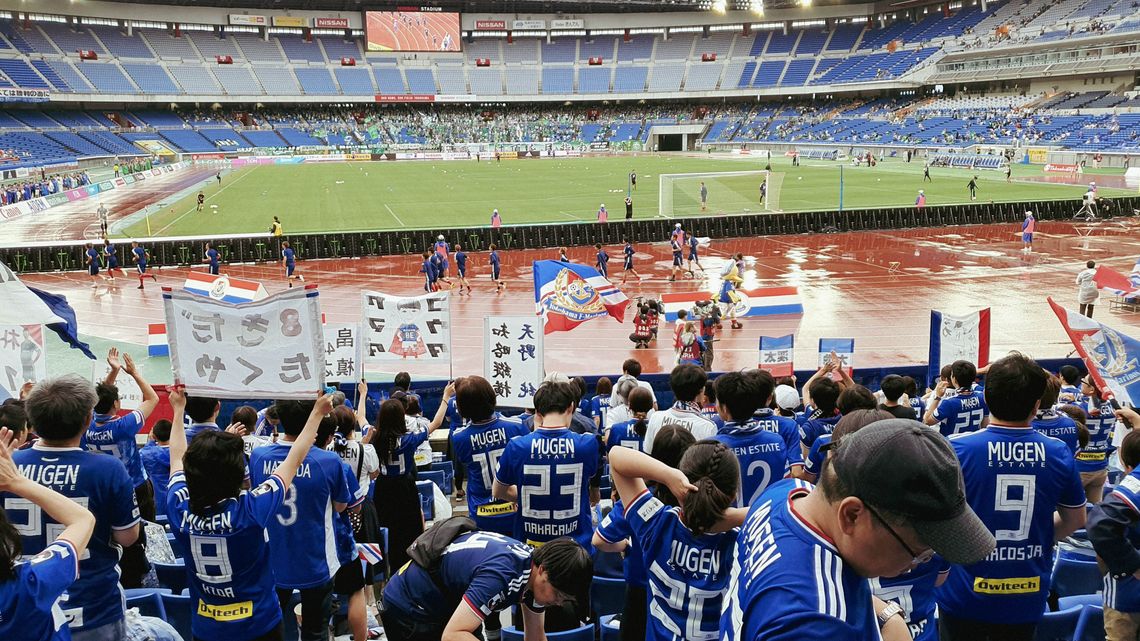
324,324,360,383
360,290,451,363
0,325,45,399
484,316,543,409
163,285,325,399
818,338,855,379
758,334,794,377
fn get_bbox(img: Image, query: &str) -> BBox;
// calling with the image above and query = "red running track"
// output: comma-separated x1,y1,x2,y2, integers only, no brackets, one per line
16,216,1140,380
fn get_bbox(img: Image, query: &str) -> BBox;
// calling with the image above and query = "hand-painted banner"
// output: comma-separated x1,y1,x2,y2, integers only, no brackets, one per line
360,290,451,362
758,334,794,377
928,309,991,386
484,316,543,409
818,338,855,376
324,324,360,382
163,286,324,399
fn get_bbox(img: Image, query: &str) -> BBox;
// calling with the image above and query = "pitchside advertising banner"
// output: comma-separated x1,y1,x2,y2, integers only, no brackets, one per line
360,290,451,362
229,14,267,25
163,286,325,399
551,19,585,29
315,17,350,28
484,316,543,408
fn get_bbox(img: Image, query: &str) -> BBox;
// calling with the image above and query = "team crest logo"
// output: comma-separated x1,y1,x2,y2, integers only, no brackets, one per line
542,268,606,321
208,276,230,300
1082,327,1140,384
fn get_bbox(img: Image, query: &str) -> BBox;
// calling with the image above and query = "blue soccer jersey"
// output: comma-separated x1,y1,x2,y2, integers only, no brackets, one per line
333,463,361,567
451,414,528,535
4,445,140,631
594,498,647,588
931,390,989,436
714,421,787,507
0,540,79,641
376,426,429,477
383,531,532,623
104,244,118,268
626,488,737,641
167,471,286,641
86,410,148,488
753,408,804,473
139,443,171,516
282,247,295,265
589,394,611,427
798,413,841,449
249,443,358,589
871,557,950,641
910,397,926,421
937,426,1086,624
1098,474,1140,613
184,422,220,444
606,419,646,455
1031,410,1079,455
495,426,600,548
455,251,467,276
1078,397,1116,473
722,479,882,641
804,434,831,480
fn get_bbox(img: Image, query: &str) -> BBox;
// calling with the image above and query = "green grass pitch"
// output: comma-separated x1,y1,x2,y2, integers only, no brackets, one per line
123,155,1126,238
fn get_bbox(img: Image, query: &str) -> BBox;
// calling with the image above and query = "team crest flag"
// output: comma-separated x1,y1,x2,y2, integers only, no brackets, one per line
662,286,802,322
533,260,628,334
183,271,268,304
758,335,794,377
1048,297,1140,406
927,309,991,386
1093,259,1140,298
818,338,855,376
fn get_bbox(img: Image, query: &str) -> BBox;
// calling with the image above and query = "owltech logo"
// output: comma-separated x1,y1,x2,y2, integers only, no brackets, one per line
198,600,254,621
972,577,1041,594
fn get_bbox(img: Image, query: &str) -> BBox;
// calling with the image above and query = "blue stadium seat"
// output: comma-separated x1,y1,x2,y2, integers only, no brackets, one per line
600,615,621,641
154,559,188,594
1051,556,1102,598
420,470,448,496
125,588,169,620
1072,605,1105,641
416,480,434,521
503,623,593,641
1033,604,1084,641
431,460,454,493
1058,594,1102,611
591,575,625,617
159,592,193,640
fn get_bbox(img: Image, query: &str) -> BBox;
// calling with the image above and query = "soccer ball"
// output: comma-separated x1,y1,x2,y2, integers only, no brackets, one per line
797,176,802,181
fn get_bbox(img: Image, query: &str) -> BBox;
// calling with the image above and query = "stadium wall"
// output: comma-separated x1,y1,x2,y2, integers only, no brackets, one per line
4,194,1137,274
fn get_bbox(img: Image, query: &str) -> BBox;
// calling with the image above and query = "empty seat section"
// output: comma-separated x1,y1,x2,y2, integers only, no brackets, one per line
404,69,436,94
541,39,576,63
578,67,611,93
47,110,105,128
695,33,734,58
579,38,615,62
212,66,262,95
469,68,502,95
752,60,785,87
435,66,466,94
198,128,249,151
614,66,648,93
794,30,827,55
140,29,200,60
318,37,360,61
334,68,374,94
44,131,112,156
765,31,798,54
278,37,325,63
541,67,573,94
159,129,215,152
91,27,154,59
374,67,405,93
168,65,221,93
2,23,60,55
11,111,62,129
295,68,337,95
656,35,694,60
275,127,322,146
781,59,814,85
648,64,685,93
44,61,92,92
0,59,50,89
503,39,539,64
0,132,74,164
39,23,104,54
748,32,769,56
505,68,538,95
617,35,654,62
737,61,757,88
464,39,498,63
78,63,138,93
252,67,299,95
241,130,287,147
130,111,185,128
93,132,149,155
233,34,284,63
28,61,69,92
188,31,238,59
826,25,863,51
121,63,179,93
685,63,722,91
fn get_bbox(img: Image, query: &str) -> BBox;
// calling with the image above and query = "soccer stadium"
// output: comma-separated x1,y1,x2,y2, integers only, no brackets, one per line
2,0,1140,639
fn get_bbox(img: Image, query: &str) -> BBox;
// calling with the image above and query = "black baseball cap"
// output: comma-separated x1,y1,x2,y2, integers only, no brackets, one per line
830,418,995,566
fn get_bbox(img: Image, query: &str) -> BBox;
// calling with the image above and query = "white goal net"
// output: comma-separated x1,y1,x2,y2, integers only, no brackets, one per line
658,170,779,218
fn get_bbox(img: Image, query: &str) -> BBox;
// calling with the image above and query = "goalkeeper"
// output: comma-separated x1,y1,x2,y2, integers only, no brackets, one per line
719,253,745,330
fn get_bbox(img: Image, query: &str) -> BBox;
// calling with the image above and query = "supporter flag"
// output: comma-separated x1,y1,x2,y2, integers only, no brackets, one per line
927,309,991,386
661,286,802,322
758,335,794,377
1048,297,1140,407
183,271,268,303
818,338,855,376
356,542,384,566
533,260,627,334
0,261,95,359
1093,258,1140,298
148,324,168,357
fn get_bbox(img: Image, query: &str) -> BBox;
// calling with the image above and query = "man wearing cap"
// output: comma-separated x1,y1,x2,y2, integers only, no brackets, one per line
1022,211,1035,252
722,419,995,640
936,352,1086,641
434,234,451,280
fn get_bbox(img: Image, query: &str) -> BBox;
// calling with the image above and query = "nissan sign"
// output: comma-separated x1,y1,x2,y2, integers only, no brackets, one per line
315,17,349,28
475,20,507,30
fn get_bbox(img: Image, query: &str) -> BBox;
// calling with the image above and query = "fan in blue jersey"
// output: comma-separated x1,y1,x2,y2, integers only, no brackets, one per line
1088,424,1140,639
711,372,786,507
610,440,746,641
381,530,592,641
798,369,844,459
588,378,613,431
493,381,602,548
450,376,528,537
0,424,96,641
936,353,1086,641
1030,376,1080,455
605,386,655,455
3,375,141,639
85,348,160,588
903,376,926,424
744,369,804,477
203,242,221,276
167,387,333,641
249,399,360,641
923,360,989,436
140,420,172,517
1056,365,1083,406
183,394,223,443
723,419,994,641
872,557,951,641
1079,375,1118,503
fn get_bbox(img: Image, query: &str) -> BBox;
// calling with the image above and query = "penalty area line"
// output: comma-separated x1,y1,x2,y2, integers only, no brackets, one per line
384,204,406,227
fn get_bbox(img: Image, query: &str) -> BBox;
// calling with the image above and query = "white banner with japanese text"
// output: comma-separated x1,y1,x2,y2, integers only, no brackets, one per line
324,324,360,383
484,316,543,409
0,325,46,399
163,286,324,399
360,290,451,363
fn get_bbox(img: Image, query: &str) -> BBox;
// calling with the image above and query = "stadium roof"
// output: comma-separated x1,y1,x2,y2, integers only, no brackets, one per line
99,0,857,14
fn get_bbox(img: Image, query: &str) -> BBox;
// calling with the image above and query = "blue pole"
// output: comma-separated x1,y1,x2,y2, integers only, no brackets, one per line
839,164,844,212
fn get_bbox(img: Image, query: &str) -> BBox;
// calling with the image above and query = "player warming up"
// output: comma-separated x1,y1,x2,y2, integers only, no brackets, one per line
454,244,472,295
281,240,304,287
131,240,158,290
196,190,205,212
489,244,505,294
595,243,610,279
621,239,641,283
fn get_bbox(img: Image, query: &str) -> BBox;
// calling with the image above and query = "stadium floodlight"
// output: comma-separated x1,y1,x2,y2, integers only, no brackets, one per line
751,0,764,16
800,0,813,6
711,0,727,14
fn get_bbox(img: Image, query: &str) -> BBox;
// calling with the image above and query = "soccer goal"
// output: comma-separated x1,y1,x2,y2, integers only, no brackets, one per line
658,170,780,218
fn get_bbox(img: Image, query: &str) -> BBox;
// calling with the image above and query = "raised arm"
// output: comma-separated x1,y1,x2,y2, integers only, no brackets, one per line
608,445,695,510
274,393,334,490
103,347,121,387
801,361,835,409
427,382,457,433
121,352,159,420
168,387,188,475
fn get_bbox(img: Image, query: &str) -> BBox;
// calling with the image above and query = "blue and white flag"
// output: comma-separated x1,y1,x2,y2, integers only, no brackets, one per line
1049,297,1140,407
818,338,854,376
928,309,991,387
533,260,628,334
759,334,794,377
0,261,95,359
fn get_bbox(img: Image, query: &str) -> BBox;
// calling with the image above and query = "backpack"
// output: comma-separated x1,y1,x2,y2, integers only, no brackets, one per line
406,515,479,595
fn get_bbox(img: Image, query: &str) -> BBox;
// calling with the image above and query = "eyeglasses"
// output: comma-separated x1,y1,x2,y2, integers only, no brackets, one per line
1082,379,1094,386
863,502,935,566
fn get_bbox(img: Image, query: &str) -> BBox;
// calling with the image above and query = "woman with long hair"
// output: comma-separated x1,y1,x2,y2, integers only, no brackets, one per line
609,439,746,640
605,386,655,454
372,383,453,574
329,387,382,584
